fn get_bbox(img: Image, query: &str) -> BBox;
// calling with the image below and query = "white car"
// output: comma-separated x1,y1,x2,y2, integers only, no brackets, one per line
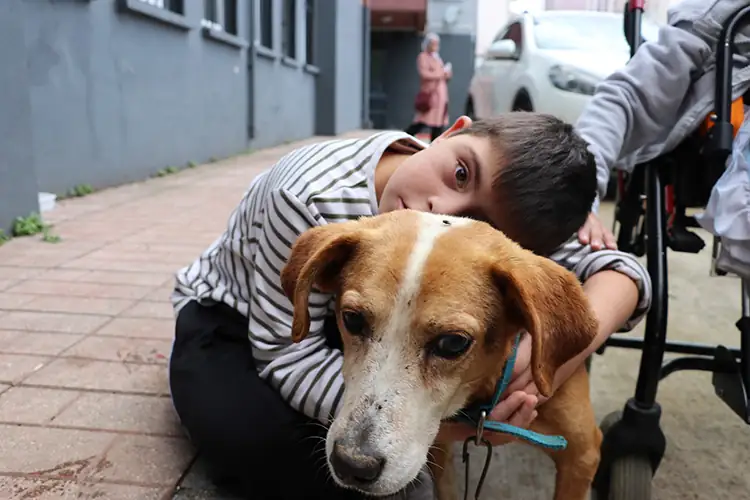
467,10,660,125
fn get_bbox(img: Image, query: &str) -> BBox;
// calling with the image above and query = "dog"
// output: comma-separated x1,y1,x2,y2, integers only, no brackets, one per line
280,209,603,500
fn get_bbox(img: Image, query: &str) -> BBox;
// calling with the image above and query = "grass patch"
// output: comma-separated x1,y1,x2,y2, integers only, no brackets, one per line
10,213,61,244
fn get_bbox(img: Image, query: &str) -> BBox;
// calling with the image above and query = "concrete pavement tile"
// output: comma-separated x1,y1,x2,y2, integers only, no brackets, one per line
85,248,196,264
0,311,111,334
0,293,38,310
0,266,43,281
0,424,115,475
22,358,168,395
0,477,168,499
33,268,91,282
63,336,171,364
0,330,22,346
7,280,153,300
76,270,172,287
1,332,84,356
0,252,91,268
0,279,18,291
90,434,194,485
96,317,175,339
13,296,137,316
0,386,80,424
121,301,175,320
0,354,49,384
144,282,175,302
53,393,181,435
61,257,180,274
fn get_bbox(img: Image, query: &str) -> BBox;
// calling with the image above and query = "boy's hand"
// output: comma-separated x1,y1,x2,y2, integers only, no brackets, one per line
577,212,617,250
437,334,540,446
438,391,538,446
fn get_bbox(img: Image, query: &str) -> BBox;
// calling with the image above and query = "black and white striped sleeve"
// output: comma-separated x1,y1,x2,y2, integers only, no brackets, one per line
548,236,652,331
247,188,345,424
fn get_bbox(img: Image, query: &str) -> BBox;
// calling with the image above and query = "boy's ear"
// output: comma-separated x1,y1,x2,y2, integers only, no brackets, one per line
433,115,472,143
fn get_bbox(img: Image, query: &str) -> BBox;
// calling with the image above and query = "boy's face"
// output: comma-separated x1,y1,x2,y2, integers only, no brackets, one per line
379,117,503,228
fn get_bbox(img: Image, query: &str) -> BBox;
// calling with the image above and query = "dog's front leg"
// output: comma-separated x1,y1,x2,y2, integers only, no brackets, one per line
534,369,602,500
428,442,457,500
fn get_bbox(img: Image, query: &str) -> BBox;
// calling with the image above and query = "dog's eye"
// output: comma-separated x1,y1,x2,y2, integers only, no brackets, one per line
342,310,368,336
429,334,473,359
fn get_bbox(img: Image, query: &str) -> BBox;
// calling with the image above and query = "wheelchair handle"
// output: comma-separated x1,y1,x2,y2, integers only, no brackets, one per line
624,0,645,58
711,5,750,161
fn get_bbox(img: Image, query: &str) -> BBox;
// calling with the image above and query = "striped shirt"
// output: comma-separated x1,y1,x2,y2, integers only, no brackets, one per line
172,130,652,424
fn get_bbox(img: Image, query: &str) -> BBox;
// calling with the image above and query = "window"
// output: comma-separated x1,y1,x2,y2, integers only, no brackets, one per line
223,0,237,36
503,22,523,49
282,0,296,59
305,0,314,65
139,0,183,13
201,0,238,35
259,0,273,48
532,13,660,52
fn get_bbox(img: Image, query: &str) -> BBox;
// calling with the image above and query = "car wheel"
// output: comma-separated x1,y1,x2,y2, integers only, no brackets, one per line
465,97,475,119
512,92,533,112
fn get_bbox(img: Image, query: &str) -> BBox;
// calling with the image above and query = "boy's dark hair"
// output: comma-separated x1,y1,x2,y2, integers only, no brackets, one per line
453,112,597,255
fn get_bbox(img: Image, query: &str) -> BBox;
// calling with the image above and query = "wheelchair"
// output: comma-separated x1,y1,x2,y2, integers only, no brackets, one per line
590,2,750,499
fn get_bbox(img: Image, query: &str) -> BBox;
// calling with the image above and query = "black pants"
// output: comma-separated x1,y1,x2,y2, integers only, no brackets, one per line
169,301,363,500
404,122,444,142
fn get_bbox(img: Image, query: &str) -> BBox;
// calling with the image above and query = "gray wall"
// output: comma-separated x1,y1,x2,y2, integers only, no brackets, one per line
370,32,475,131
0,0,369,229
249,0,317,148
0,0,39,232
22,0,249,195
314,0,366,136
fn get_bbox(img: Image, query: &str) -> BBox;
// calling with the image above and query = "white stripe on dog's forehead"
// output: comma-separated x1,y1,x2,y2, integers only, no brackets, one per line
397,213,472,305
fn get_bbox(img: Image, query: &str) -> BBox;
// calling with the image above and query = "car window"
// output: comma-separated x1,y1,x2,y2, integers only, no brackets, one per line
532,14,659,52
503,22,523,53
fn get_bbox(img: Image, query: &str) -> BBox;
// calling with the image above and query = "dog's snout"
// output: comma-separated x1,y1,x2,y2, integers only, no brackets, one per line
330,440,385,485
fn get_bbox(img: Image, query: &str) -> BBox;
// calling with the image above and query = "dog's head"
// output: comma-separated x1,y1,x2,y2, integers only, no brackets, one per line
280,210,598,496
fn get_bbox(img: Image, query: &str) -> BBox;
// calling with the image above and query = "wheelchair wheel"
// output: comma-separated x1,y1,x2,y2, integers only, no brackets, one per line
598,412,653,500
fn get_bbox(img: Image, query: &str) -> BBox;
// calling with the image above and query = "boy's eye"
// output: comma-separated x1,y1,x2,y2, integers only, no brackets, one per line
454,164,469,188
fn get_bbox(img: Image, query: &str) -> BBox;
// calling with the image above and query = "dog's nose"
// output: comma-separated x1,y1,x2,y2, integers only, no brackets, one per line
330,440,385,484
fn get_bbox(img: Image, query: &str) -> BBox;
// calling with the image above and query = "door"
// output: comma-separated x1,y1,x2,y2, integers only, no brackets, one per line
369,45,389,130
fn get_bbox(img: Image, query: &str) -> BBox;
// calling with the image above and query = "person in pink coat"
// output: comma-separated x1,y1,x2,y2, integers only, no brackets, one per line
405,32,452,142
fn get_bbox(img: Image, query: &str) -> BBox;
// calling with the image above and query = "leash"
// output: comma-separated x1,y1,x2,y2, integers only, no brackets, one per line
449,333,568,499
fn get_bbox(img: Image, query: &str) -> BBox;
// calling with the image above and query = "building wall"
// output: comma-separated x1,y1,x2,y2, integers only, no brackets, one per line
314,0,367,136
0,0,368,227
22,0,249,196
0,0,39,232
250,0,317,148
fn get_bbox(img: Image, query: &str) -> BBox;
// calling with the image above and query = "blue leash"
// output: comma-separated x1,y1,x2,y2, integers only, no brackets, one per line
447,333,568,499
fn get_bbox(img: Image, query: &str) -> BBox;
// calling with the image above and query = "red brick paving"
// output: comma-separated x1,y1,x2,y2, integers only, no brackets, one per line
0,131,372,499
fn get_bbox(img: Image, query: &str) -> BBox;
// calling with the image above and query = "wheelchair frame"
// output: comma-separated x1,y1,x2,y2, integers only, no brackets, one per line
592,2,750,498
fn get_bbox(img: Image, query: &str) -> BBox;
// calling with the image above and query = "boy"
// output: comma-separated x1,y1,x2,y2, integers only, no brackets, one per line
169,113,650,499
575,0,750,248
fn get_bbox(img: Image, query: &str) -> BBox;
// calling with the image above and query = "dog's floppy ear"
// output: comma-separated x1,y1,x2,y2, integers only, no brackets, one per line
280,223,363,343
491,256,599,398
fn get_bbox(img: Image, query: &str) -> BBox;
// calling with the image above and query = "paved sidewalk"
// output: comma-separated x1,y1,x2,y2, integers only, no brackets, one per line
1,130,750,500
0,132,368,499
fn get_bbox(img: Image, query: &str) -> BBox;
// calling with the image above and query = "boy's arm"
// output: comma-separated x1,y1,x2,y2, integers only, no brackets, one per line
576,23,711,201
549,236,652,332
248,189,346,425
545,237,650,391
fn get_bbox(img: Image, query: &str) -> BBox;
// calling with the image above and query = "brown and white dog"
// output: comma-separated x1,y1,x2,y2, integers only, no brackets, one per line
280,209,603,500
